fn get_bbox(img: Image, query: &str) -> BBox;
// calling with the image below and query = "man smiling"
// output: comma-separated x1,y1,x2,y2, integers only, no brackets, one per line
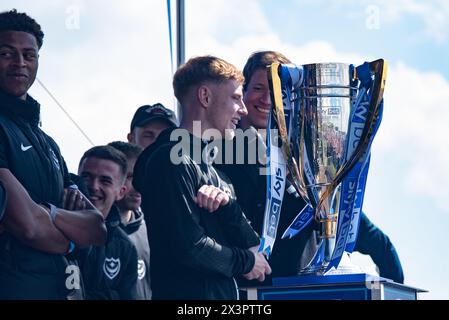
0,9,106,299
78,146,138,299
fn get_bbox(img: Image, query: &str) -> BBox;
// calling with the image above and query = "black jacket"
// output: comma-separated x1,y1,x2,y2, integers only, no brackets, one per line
215,127,318,286
133,128,260,300
0,91,75,299
355,213,404,283
120,209,152,299
82,205,138,299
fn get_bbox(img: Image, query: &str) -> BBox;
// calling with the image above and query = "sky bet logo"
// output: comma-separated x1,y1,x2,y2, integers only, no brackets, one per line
267,166,284,238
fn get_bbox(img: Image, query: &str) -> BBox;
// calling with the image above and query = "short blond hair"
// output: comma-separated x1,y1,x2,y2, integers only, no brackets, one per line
173,55,244,104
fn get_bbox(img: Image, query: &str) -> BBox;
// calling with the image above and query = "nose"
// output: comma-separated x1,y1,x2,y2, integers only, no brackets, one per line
86,178,100,194
12,53,26,67
260,89,271,105
239,100,248,116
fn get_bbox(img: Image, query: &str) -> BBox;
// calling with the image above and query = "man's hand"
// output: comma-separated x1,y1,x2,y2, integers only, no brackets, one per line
194,185,230,213
63,188,86,211
243,245,272,282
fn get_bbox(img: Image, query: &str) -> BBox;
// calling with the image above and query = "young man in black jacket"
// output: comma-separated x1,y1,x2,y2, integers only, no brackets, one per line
215,52,319,286
78,146,138,299
133,56,272,300
0,9,106,299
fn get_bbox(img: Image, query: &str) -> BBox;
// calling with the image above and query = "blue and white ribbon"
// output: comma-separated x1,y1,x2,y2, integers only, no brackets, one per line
260,120,287,257
260,64,293,257
325,62,384,272
261,64,311,254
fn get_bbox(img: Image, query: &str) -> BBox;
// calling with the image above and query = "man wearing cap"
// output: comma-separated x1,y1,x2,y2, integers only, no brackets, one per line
127,103,177,150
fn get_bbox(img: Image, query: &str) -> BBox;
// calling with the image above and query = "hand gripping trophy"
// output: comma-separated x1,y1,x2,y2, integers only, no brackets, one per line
260,59,387,275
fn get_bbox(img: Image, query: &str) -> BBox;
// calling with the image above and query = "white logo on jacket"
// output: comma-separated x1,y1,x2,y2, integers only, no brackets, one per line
20,143,33,152
103,257,121,280
137,259,146,280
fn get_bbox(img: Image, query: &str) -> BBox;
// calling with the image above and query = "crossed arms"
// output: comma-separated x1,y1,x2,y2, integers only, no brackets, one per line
0,168,106,254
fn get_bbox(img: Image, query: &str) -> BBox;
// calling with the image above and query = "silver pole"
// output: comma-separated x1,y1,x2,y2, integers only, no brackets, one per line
176,0,185,121
176,0,185,68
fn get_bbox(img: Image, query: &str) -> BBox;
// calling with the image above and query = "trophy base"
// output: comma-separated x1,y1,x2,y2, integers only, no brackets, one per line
324,252,364,275
298,265,328,276
298,249,363,276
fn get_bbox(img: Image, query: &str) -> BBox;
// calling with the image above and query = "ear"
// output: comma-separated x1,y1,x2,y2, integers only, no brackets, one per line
116,184,127,201
197,85,212,108
127,132,135,143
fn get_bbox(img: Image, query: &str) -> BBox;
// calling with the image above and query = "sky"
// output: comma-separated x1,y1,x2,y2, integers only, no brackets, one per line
1,0,448,299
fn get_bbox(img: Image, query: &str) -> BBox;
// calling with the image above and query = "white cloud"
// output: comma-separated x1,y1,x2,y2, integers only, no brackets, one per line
377,0,449,44
378,62,449,212
290,0,449,44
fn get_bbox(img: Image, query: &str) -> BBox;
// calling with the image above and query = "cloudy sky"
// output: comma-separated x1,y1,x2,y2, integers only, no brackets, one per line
2,0,448,299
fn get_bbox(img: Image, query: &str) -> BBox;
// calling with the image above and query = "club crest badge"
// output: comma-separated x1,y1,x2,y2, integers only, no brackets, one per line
103,257,121,280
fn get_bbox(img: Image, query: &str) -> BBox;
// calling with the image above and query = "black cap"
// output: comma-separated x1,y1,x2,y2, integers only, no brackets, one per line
130,103,177,131
0,181,6,222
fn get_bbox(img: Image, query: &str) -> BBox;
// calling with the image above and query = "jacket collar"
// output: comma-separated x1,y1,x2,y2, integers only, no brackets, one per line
0,90,41,126
120,209,144,234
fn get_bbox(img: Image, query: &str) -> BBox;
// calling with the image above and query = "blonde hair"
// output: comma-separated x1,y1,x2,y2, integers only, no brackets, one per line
173,55,244,104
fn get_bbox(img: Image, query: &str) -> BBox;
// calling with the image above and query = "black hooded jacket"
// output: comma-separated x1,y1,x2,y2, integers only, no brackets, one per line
0,90,75,299
133,128,260,300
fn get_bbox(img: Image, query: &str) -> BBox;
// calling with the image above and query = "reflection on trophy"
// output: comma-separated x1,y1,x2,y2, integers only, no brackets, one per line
264,59,387,275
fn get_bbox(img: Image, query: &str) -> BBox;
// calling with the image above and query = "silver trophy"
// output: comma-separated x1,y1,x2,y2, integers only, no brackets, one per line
266,59,387,275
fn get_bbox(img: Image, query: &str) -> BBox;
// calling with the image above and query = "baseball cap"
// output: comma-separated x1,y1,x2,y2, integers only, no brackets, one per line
0,181,6,222
130,103,177,131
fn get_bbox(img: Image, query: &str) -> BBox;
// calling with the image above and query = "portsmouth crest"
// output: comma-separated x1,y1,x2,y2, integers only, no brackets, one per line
103,257,121,280
137,259,146,280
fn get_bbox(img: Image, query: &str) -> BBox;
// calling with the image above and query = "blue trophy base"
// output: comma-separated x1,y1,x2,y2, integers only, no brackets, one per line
239,273,426,300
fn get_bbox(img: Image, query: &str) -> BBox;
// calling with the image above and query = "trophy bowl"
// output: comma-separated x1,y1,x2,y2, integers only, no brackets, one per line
297,63,357,274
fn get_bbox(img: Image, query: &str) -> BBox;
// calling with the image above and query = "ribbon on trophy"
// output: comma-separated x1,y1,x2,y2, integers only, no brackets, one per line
259,63,303,257
277,63,317,240
325,60,387,272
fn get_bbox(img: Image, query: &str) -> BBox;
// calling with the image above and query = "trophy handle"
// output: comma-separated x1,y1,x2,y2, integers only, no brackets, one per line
268,62,310,204
369,59,388,114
